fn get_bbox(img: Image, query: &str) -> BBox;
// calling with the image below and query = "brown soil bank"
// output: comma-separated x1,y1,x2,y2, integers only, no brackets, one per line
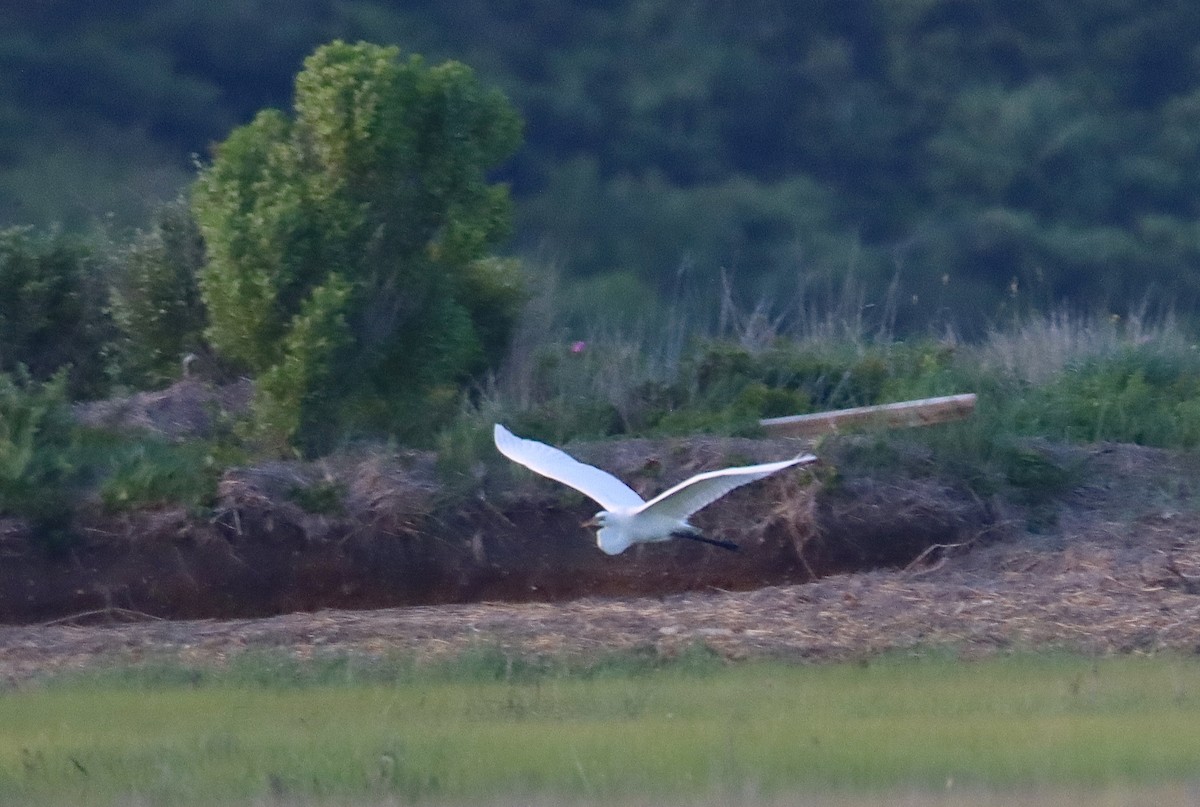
0,435,996,624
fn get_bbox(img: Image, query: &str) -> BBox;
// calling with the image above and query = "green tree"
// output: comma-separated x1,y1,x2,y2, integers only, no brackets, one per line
192,40,523,454
0,226,112,399
109,196,209,387
0,369,80,552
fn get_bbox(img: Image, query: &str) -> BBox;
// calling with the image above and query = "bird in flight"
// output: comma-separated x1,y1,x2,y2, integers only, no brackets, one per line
494,424,817,555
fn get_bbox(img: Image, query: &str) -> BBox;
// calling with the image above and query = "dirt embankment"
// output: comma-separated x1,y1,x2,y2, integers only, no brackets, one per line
2,444,1200,684
0,379,1003,623
7,380,1200,683
0,433,996,623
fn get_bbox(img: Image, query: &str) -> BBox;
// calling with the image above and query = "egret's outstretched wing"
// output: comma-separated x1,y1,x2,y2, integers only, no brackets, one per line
494,425,646,511
639,454,817,521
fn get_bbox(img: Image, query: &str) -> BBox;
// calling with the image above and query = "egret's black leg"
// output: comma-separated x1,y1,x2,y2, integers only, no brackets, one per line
670,530,739,552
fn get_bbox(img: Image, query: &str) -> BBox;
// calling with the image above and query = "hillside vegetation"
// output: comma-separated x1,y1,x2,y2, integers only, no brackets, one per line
4,14,1200,557
3,1,1200,329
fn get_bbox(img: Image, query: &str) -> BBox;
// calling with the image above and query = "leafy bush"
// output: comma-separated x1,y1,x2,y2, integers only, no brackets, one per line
0,227,113,399
688,342,897,412
97,438,231,513
476,310,1200,463
479,333,964,444
108,197,209,387
193,40,524,454
0,368,248,549
0,370,81,551
1013,347,1200,447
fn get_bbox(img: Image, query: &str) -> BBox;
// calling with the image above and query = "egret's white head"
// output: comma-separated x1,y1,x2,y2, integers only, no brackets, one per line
582,511,633,555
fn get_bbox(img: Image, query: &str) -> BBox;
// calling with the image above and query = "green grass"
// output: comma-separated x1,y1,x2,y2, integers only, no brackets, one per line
455,312,1200,512
11,308,1200,524
2,651,1200,805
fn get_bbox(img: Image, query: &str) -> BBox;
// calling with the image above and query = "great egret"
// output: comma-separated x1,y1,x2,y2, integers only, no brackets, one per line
494,424,817,555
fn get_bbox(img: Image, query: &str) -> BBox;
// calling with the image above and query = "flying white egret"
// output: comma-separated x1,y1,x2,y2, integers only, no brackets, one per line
494,424,817,555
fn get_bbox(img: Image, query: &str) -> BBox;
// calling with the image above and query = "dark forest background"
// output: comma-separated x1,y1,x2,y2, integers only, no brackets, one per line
4,0,1200,334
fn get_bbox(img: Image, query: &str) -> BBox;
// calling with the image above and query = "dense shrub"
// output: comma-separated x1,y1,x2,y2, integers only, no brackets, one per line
0,365,245,549
108,197,209,387
0,370,80,551
96,436,232,512
1014,347,1200,447
0,227,113,399
193,40,524,454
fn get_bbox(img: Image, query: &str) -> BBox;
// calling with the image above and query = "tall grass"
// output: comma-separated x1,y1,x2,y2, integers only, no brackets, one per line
436,268,1200,522
469,263,1200,453
2,651,1200,805
13,259,1200,516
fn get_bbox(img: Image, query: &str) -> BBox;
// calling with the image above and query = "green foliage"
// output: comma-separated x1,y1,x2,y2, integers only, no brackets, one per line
193,40,524,454
1013,347,1200,447
434,414,502,493
1000,444,1076,502
0,227,113,399
690,342,898,412
459,256,527,368
108,197,209,387
520,166,863,311
640,341,950,437
10,3,1200,329
247,274,353,455
473,312,1200,534
0,370,80,551
0,369,241,540
97,437,232,513
487,333,967,445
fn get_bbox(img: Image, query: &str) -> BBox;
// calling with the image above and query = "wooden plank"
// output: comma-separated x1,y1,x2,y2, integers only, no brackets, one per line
759,393,977,438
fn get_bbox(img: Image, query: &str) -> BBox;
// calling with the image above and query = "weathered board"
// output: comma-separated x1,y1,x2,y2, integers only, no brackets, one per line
759,393,977,438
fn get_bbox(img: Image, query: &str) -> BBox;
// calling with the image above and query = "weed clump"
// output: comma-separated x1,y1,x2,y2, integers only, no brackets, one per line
0,370,82,553
97,437,236,513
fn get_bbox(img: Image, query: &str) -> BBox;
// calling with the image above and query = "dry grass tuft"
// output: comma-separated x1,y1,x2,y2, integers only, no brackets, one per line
74,378,252,440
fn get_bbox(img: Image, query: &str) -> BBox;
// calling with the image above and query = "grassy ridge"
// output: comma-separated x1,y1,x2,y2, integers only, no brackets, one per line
7,307,1200,550
2,652,1200,805
487,306,1200,447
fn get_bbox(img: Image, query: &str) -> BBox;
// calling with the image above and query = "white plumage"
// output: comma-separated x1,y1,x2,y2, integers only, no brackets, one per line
494,424,816,555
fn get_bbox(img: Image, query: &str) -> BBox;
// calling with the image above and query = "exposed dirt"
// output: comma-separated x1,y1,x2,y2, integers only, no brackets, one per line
3,382,1200,682
2,385,1001,624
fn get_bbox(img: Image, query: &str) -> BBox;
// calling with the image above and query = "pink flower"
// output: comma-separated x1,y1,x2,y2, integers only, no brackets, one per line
570,341,587,354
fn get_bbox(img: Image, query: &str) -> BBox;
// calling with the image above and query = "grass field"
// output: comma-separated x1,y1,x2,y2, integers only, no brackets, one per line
1,650,1199,805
